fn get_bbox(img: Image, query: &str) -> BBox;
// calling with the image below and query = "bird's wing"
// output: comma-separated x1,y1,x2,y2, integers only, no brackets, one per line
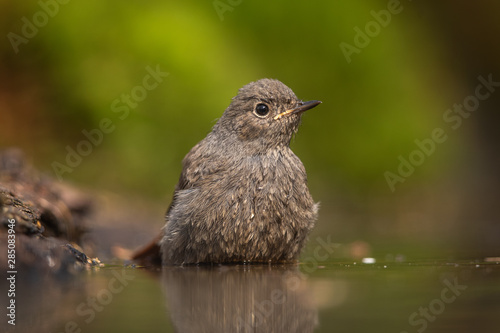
131,139,222,265
174,140,215,191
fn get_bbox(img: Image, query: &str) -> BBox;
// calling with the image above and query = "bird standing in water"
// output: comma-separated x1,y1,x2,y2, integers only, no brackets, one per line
133,79,321,265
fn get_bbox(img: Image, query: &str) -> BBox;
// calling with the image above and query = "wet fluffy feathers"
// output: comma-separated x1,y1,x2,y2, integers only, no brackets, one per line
160,79,319,265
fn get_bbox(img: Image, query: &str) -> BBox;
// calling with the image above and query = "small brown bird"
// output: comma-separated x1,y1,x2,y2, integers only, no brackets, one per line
132,79,320,265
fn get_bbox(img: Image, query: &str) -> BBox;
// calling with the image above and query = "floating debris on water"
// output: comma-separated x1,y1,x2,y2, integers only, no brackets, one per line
362,257,376,264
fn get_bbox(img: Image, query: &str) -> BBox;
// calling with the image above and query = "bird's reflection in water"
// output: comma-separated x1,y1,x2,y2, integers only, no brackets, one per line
162,265,318,333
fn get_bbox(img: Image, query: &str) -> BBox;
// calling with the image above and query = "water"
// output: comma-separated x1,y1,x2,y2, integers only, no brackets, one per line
6,260,500,333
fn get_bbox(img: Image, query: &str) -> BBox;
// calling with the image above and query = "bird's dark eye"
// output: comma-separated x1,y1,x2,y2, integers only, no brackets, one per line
254,103,270,117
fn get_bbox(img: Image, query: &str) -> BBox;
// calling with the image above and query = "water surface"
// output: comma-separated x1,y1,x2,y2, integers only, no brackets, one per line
8,259,500,333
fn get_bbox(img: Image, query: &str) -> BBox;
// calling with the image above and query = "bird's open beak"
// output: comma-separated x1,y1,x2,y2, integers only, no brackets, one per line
273,100,322,120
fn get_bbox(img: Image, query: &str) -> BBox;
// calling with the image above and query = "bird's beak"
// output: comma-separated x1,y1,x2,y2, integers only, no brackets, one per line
273,100,322,120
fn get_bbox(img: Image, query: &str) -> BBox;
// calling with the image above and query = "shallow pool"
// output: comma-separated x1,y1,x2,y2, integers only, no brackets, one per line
7,258,500,333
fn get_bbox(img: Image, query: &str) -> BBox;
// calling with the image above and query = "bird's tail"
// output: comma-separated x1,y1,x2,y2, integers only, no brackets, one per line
130,233,163,266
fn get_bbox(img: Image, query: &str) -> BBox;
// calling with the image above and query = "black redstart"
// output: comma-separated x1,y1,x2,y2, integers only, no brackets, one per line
133,78,321,265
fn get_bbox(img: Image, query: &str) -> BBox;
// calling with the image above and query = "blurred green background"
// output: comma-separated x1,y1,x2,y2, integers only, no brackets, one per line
1,0,499,259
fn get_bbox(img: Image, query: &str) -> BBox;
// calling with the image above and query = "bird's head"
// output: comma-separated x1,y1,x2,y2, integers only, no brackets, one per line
216,78,321,152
